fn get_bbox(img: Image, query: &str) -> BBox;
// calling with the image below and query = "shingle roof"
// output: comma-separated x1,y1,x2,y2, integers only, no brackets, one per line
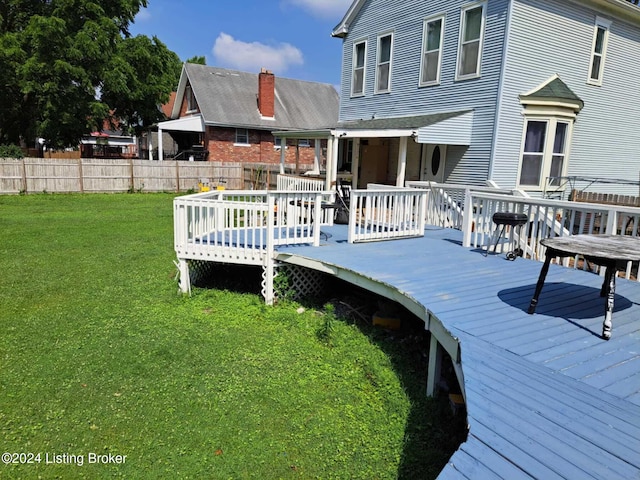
337,110,471,130
520,76,584,110
179,63,339,131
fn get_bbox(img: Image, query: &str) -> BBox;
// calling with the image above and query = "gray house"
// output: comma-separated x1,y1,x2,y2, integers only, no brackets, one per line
322,0,640,195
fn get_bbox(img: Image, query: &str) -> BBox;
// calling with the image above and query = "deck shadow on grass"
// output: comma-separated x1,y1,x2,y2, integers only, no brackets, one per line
314,280,469,480
498,282,633,337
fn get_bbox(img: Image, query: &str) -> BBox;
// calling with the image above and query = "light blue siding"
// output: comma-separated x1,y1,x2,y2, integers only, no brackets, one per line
492,0,640,194
418,110,474,145
338,0,510,186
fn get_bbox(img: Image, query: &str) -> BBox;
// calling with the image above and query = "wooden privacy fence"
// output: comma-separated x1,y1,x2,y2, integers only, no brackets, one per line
0,158,243,194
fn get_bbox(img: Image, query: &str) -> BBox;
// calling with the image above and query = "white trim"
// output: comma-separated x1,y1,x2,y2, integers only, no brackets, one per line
516,117,574,190
157,115,205,133
587,16,612,86
419,14,446,87
455,1,487,81
375,31,394,94
351,39,367,97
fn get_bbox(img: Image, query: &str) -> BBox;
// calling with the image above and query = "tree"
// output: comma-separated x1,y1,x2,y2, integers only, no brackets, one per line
185,55,206,65
0,0,180,148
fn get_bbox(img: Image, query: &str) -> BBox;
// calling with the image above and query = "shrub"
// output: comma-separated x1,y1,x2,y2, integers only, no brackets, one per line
0,144,25,159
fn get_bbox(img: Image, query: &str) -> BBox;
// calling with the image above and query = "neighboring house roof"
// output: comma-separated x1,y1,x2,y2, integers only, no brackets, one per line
332,0,640,37
171,63,339,131
161,92,177,119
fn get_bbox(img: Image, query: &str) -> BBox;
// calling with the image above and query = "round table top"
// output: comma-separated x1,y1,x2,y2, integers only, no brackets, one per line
541,234,640,262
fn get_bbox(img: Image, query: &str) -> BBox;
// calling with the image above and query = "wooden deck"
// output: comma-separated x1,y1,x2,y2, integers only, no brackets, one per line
275,225,640,479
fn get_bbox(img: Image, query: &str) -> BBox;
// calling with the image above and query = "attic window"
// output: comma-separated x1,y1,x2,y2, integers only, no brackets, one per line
186,85,197,112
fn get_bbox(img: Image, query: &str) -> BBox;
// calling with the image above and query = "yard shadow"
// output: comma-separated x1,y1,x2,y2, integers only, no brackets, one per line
498,282,633,337
317,281,468,480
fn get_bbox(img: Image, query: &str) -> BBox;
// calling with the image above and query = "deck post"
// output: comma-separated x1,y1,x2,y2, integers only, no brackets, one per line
177,259,191,294
426,330,443,397
462,188,473,247
263,195,276,305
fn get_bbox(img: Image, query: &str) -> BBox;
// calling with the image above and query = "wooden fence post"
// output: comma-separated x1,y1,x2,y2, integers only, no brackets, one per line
176,161,180,193
21,158,27,193
129,158,135,191
78,158,84,193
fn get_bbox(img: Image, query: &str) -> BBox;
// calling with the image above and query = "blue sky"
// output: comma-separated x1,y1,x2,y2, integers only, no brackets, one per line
129,0,353,88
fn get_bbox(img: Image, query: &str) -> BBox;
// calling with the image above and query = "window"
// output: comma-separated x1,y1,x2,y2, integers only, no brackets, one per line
235,128,249,145
518,119,570,188
588,17,611,85
376,33,393,93
298,139,310,147
456,2,486,80
186,84,197,112
420,15,445,86
351,41,367,96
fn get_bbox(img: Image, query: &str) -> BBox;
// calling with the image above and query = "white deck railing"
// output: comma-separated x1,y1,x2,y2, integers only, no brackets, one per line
461,191,640,280
406,181,519,229
276,173,325,191
348,188,427,243
174,189,332,264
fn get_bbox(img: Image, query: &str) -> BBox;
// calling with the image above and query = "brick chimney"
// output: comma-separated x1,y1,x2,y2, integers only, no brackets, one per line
258,68,275,118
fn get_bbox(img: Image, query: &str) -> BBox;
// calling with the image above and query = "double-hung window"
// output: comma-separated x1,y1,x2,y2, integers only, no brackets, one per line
235,128,249,145
375,33,393,93
456,2,486,80
420,15,445,86
518,119,571,189
351,40,367,97
588,17,611,86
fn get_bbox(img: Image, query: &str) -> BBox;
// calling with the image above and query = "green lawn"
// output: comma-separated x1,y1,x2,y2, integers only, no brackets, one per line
0,193,464,479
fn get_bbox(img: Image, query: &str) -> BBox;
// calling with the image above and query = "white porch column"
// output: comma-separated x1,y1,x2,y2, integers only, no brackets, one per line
279,137,286,174
148,133,153,161
325,135,334,190
330,135,339,190
396,136,408,187
351,138,360,189
158,127,164,161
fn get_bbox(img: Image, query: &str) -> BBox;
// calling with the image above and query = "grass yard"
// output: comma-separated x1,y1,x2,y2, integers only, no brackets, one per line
0,193,464,479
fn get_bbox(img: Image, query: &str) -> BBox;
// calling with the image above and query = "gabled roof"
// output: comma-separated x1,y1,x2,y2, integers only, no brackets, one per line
520,74,584,112
332,0,366,38
171,63,339,131
333,0,640,38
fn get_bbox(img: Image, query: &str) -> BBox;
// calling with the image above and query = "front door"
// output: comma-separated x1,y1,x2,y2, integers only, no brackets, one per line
421,144,446,182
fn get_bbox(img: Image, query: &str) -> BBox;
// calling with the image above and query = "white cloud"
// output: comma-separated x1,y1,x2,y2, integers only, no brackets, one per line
133,8,151,22
284,0,352,19
212,32,304,74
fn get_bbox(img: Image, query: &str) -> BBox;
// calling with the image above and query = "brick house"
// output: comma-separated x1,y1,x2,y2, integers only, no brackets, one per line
156,63,339,170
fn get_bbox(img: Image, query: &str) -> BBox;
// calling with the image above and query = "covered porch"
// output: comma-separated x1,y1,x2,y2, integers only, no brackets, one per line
273,110,474,190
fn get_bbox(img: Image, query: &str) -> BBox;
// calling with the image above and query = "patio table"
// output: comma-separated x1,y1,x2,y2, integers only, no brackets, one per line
527,234,640,339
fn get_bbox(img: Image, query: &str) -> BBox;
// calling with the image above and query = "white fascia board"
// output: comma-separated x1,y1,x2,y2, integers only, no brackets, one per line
170,64,189,119
335,129,415,138
158,114,205,132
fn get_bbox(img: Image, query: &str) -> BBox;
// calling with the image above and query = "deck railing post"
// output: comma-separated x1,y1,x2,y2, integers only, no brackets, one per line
313,192,321,246
462,188,473,247
262,194,277,305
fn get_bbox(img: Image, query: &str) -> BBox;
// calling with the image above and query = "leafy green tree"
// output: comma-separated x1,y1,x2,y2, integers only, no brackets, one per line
185,55,206,65
0,0,180,148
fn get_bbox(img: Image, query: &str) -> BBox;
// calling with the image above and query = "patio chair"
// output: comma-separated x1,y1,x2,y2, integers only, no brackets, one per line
334,180,351,224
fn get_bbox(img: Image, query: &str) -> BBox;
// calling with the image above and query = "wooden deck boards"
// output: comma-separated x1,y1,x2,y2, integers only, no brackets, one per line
275,226,640,479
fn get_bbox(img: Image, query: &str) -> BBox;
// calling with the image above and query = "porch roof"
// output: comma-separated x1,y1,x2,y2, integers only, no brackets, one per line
272,110,474,144
157,114,205,133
